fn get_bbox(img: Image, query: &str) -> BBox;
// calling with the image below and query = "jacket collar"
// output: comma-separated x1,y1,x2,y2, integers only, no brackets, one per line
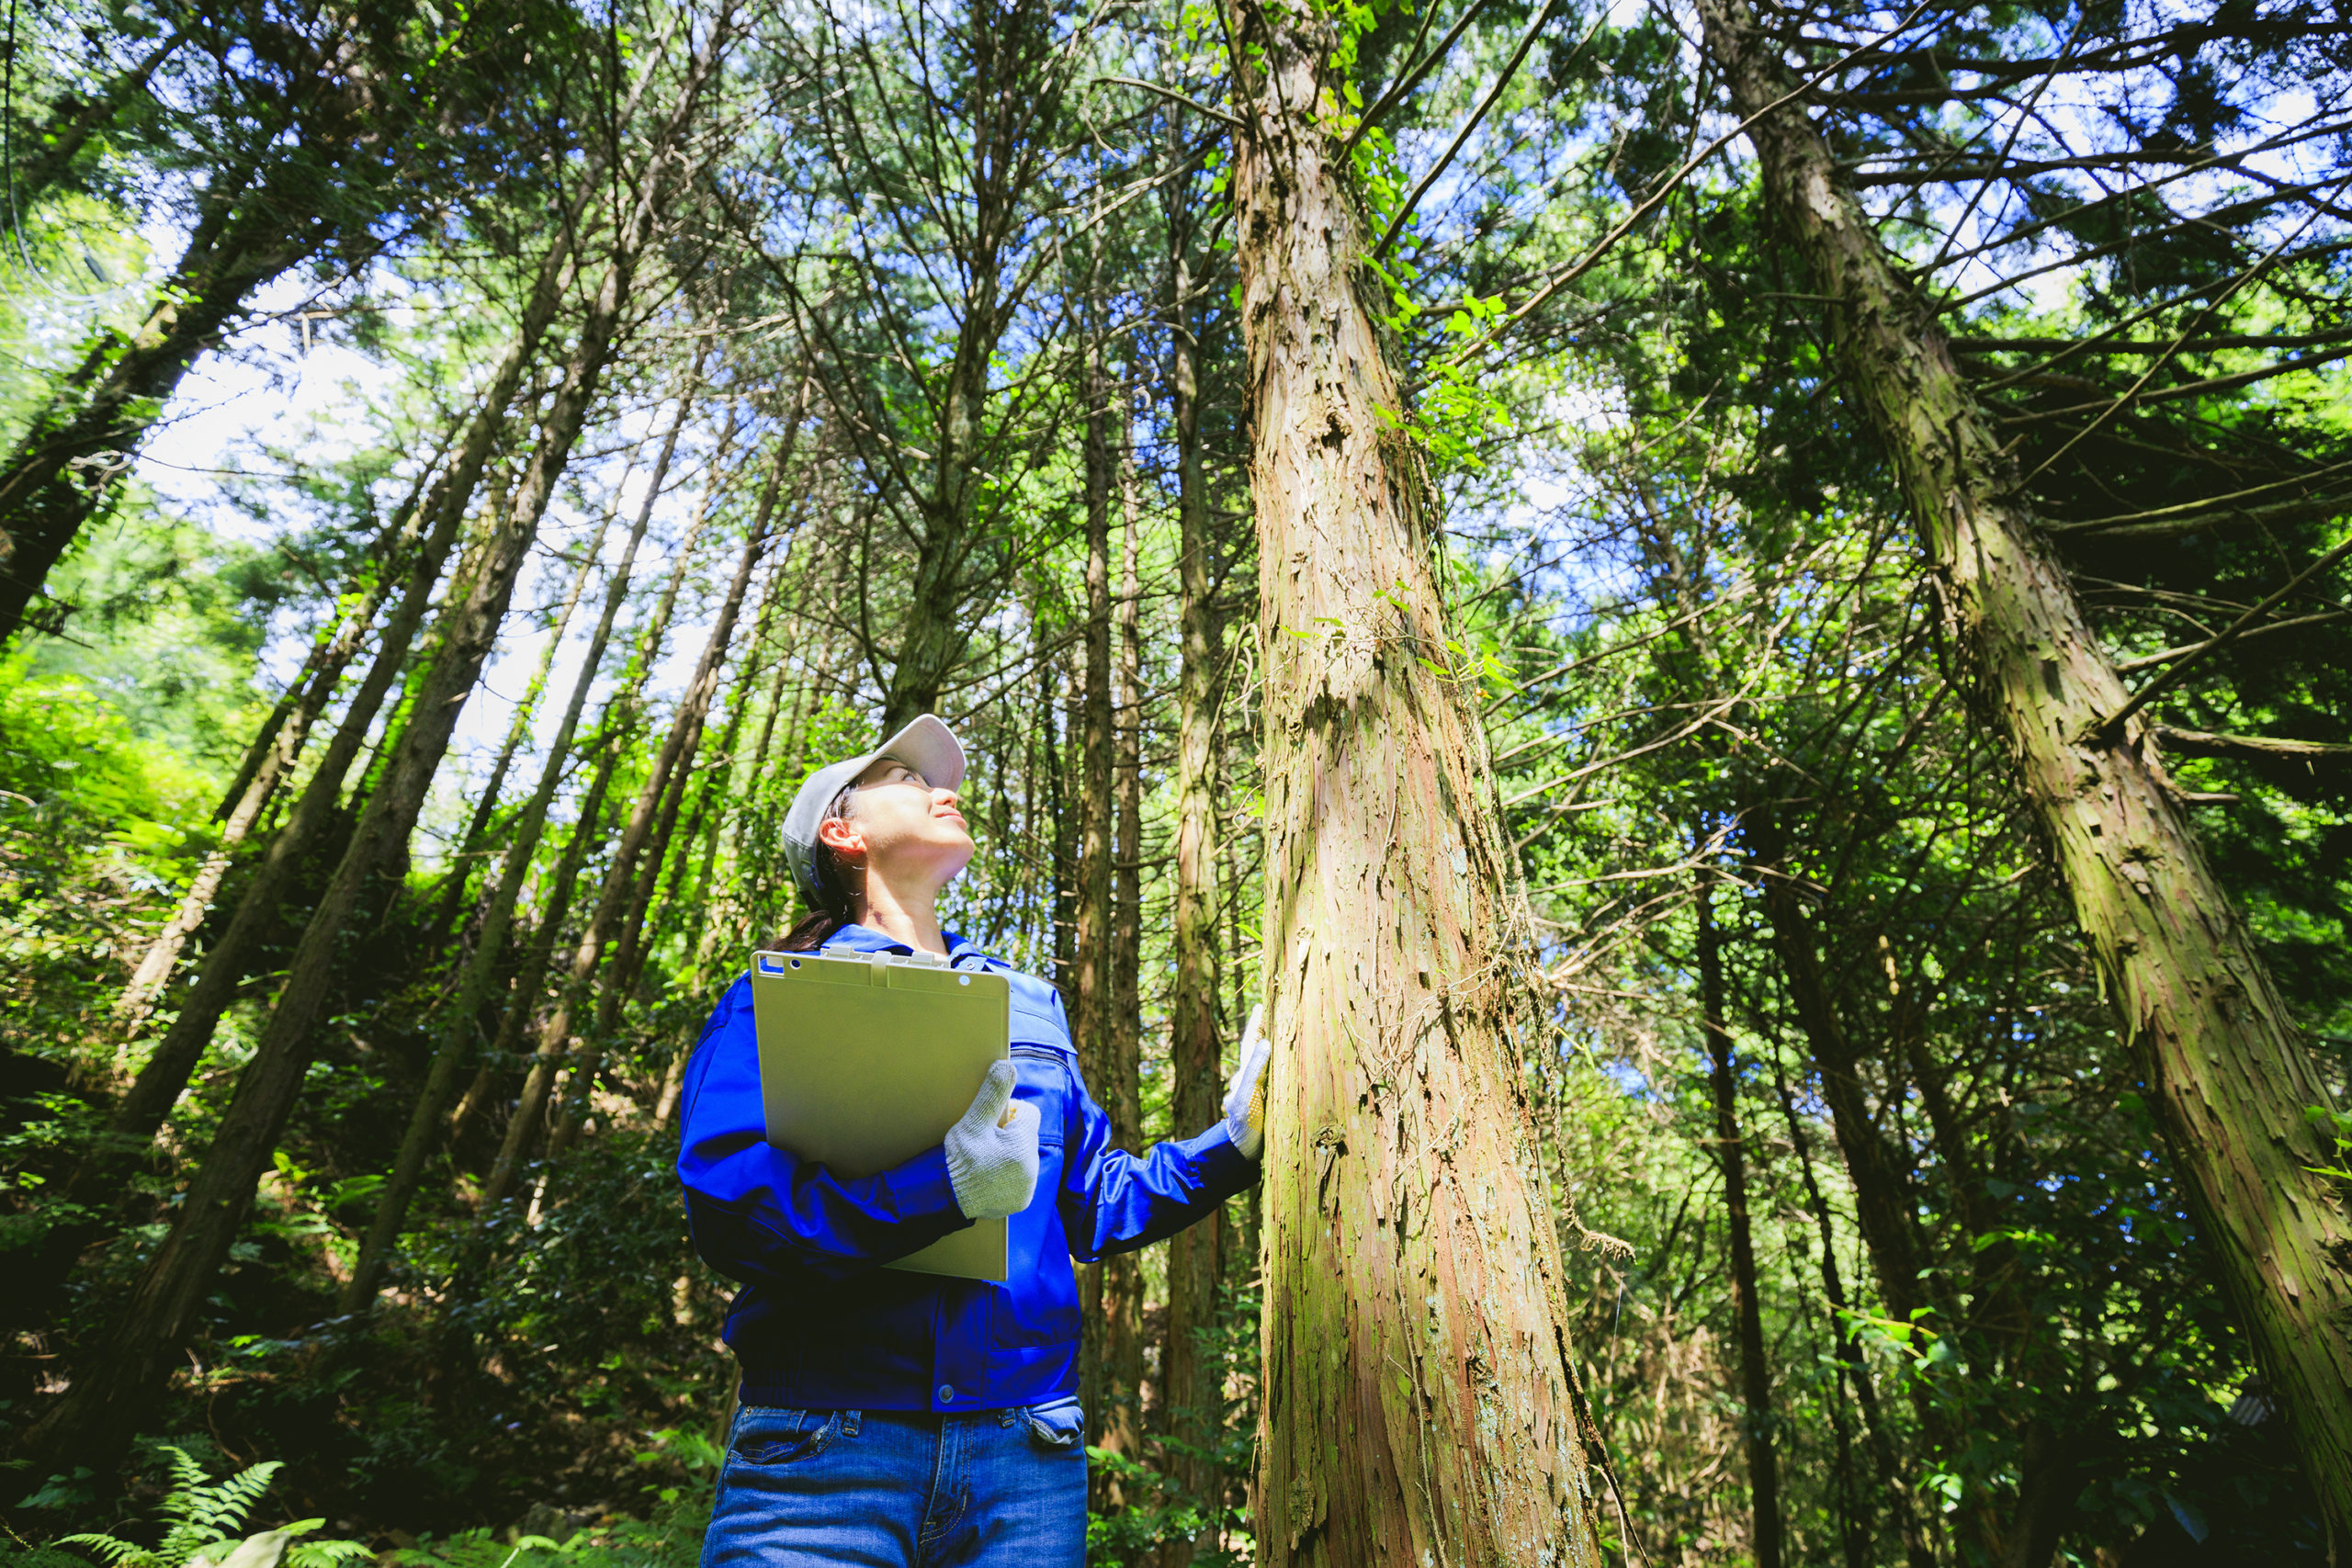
820,921,988,964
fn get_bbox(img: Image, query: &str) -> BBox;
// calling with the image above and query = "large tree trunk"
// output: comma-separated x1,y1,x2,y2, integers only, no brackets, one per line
12,56,711,1450
1227,6,1608,1560
1697,877,1781,1568
1695,0,2352,1531
1158,198,1227,1567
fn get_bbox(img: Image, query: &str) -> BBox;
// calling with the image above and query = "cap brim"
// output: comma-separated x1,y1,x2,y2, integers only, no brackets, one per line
874,714,966,791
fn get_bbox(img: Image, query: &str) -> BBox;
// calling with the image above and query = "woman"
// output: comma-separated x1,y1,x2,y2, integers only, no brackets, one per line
678,714,1269,1567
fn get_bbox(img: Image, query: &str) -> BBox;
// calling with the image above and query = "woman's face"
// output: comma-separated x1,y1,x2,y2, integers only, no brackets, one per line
818,756,974,893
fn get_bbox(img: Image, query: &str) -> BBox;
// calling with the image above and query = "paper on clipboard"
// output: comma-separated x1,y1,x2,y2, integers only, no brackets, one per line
748,948,1012,1280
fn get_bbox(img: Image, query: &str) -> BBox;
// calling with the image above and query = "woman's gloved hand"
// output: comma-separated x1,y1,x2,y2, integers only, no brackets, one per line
1222,1005,1272,1161
945,1059,1040,1220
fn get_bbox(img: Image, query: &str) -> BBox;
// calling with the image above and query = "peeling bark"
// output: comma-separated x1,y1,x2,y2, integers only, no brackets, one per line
1227,4,1607,1558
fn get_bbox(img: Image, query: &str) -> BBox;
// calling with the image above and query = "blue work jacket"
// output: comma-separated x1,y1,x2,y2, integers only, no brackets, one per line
676,921,1258,1413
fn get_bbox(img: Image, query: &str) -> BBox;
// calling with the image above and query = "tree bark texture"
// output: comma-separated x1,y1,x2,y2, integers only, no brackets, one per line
1159,206,1227,1562
1697,0,2352,1529
1101,419,1148,1469
1697,879,1782,1568
1227,7,1607,1561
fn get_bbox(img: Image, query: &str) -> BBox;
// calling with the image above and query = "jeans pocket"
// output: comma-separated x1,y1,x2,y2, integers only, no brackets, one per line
730,1406,844,1466
1023,1395,1086,1451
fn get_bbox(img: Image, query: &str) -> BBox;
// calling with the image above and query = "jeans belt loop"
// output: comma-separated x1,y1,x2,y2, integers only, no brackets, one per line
998,1406,1017,1428
841,1409,862,1438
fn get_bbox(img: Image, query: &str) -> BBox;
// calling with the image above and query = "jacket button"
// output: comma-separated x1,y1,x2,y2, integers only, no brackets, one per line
937,1383,956,1403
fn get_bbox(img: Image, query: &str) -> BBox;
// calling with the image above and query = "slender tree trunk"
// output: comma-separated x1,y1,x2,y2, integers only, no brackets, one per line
1698,877,1781,1568
650,561,800,1132
343,465,660,1314
1227,6,1607,1559
85,230,579,1157
1,24,190,244
1072,341,1123,1463
423,465,583,946
477,427,718,1216
110,474,429,1032
0,163,335,641
1700,0,2352,1530
735,615,837,939
1750,817,1931,1334
1099,411,1146,1470
12,49,717,1449
542,423,791,1163
1159,212,1227,1565
1767,1052,1932,1568
868,0,1030,731
209,443,460,829
469,758,623,1205
665,569,781,978
673,507,795,938
1051,642,1078,996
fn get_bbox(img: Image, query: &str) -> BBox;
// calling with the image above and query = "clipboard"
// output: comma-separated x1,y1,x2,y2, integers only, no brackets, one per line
749,948,1012,1280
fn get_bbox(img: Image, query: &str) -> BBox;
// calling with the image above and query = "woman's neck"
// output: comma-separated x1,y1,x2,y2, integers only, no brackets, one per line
853,879,948,956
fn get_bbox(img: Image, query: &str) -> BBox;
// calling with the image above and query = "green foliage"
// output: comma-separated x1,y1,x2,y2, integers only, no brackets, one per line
53,1447,366,1568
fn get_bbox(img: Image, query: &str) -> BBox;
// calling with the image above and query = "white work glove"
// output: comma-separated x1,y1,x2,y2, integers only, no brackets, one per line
944,1060,1039,1220
1221,1005,1272,1161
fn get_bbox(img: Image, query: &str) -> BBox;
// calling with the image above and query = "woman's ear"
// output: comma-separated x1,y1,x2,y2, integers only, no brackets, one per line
815,816,865,856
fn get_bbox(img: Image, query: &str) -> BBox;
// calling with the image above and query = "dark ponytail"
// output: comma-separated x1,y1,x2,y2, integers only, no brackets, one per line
770,781,860,952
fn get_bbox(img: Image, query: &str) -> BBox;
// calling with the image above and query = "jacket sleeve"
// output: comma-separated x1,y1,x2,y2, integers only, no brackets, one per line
676,976,972,1285
1048,990,1260,1263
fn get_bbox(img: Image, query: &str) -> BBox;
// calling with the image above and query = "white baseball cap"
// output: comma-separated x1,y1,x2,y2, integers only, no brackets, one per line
780,714,967,908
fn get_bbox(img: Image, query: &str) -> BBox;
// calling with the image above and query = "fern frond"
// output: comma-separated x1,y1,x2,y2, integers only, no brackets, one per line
164,1448,211,1495
179,1461,283,1552
58,1534,160,1568
286,1540,373,1568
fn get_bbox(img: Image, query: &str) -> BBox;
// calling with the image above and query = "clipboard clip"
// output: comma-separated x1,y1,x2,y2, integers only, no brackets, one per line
752,945,961,986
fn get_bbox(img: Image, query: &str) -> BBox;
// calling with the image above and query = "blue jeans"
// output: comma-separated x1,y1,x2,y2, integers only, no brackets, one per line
699,1401,1088,1568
